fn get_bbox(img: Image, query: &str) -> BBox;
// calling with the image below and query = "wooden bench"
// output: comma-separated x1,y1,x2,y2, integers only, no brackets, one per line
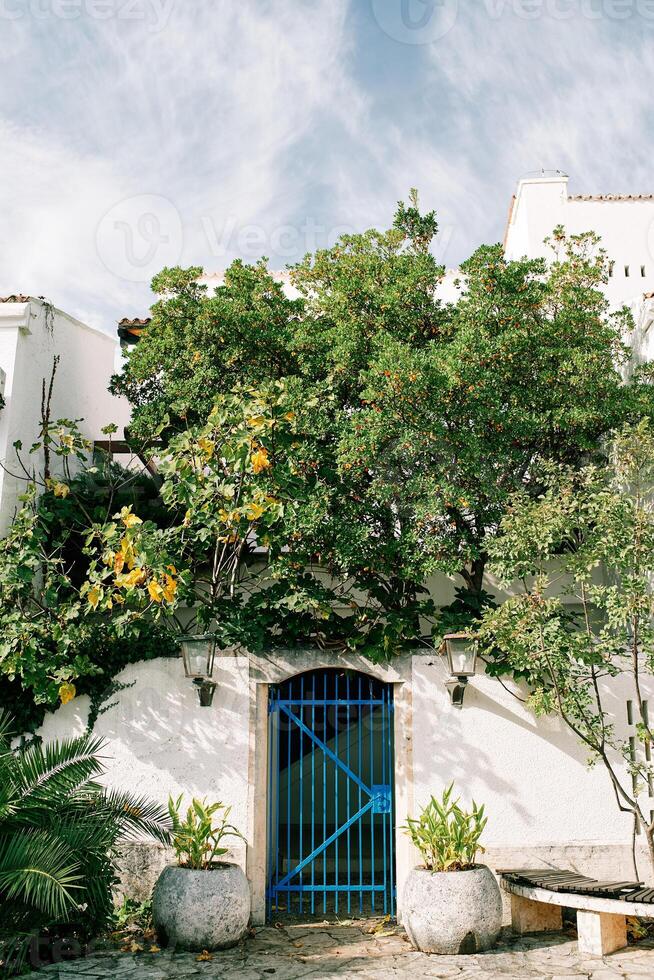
500,868,654,956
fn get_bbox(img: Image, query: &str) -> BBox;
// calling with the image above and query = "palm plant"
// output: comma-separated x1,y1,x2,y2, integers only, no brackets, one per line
0,711,170,973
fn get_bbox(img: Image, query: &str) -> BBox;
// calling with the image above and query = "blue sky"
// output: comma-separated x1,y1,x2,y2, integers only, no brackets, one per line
1,0,653,333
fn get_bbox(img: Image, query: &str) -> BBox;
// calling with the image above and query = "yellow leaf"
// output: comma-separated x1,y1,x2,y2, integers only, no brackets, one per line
284,411,295,421
148,579,164,603
149,945,161,953
246,501,265,521
114,551,125,574
129,941,143,953
196,950,213,961
246,415,265,428
197,436,214,459
87,586,101,610
53,481,70,498
120,507,142,528
58,682,76,705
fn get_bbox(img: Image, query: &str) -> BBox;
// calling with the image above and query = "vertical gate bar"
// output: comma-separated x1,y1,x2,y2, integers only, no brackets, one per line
358,673,363,913
311,673,315,915
287,676,292,914
370,677,375,913
382,684,387,915
388,686,395,915
323,670,327,916
346,672,351,915
299,674,304,914
335,671,339,916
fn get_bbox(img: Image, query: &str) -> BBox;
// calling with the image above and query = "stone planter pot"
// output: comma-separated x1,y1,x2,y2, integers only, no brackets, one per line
152,863,250,951
402,864,502,955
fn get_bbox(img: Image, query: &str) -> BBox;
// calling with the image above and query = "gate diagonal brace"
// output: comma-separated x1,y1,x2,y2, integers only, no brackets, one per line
277,702,373,797
275,800,375,889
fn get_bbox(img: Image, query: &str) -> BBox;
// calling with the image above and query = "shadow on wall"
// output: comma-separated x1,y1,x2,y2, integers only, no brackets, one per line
39,655,251,827
409,657,637,849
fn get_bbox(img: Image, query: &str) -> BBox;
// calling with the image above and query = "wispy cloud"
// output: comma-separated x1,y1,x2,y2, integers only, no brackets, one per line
1,0,652,331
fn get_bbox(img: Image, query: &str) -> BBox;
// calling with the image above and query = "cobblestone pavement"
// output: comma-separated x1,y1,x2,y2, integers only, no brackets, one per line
28,919,654,979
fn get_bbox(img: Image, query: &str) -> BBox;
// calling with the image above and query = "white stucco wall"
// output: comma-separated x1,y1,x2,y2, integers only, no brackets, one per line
411,656,644,850
36,647,654,906
0,298,130,532
38,656,251,847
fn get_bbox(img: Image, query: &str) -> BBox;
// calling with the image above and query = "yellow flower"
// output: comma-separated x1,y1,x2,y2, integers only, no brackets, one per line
251,446,271,474
87,585,101,610
119,537,136,569
148,579,164,603
162,574,177,603
59,682,76,705
246,501,265,521
117,568,146,588
120,507,142,528
52,481,70,498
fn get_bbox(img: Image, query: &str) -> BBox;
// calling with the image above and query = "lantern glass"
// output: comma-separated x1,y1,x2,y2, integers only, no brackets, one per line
444,633,477,677
181,634,216,679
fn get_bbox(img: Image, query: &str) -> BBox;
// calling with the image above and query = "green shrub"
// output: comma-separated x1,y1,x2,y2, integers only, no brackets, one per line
0,712,170,974
168,795,244,870
403,783,487,872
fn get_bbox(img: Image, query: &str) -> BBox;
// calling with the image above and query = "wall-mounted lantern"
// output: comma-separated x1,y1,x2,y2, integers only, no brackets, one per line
181,634,217,707
441,632,477,708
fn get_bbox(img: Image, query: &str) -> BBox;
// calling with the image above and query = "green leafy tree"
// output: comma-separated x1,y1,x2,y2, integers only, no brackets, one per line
479,421,654,876
110,198,653,657
86,382,332,652
0,379,178,726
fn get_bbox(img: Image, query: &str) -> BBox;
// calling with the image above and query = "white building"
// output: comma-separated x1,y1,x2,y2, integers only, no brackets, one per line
504,172,654,365
13,177,654,925
0,296,130,533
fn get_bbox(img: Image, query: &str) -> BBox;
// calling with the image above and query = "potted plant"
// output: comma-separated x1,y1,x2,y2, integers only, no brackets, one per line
402,784,502,954
152,795,250,950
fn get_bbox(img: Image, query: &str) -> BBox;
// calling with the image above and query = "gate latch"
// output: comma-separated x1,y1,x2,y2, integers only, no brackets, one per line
372,784,392,814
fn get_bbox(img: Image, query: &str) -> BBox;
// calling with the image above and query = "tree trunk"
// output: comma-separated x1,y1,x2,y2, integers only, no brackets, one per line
459,555,487,599
645,824,654,882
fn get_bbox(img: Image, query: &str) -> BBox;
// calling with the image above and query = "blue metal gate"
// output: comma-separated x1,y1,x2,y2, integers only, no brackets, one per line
266,668,395,918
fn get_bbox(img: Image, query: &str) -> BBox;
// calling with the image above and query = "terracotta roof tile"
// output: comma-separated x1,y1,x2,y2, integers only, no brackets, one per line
117,316,150,346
